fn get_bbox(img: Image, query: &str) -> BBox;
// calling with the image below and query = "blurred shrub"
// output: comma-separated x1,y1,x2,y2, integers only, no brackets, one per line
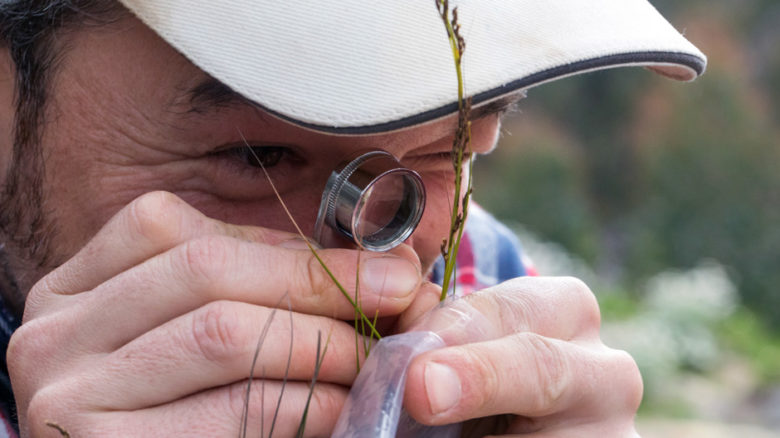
627,68,780,329
508,229,774,400
601,263,738,386
474,2,780,330
720,309,780,382
474,132,599,262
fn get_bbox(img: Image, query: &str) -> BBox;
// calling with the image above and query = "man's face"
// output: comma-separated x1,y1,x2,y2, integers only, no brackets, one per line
1,16,501,294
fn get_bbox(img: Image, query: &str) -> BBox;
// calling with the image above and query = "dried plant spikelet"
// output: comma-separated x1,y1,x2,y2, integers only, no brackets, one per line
436,0,474,299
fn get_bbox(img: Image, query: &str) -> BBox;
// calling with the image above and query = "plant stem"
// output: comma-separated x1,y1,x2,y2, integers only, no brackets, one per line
436,0,473,300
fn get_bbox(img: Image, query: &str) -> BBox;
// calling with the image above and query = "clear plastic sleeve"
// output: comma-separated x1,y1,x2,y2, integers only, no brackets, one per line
331,331,461,438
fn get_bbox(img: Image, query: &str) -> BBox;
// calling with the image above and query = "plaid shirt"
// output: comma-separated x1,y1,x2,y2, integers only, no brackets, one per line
431,203,536,296
0,205,533,436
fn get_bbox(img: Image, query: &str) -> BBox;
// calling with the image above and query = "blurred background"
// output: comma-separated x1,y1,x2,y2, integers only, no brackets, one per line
473,0,780,436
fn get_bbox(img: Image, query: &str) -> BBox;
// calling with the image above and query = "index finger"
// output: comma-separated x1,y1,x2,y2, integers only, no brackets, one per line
401,276,602,344
31,191,299,301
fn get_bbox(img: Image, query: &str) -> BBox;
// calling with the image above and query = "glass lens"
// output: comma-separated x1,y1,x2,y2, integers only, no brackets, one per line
354,172,418,248
314,150,425,252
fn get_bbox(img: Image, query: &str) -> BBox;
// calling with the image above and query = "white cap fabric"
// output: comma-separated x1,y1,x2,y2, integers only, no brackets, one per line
118,0,706,134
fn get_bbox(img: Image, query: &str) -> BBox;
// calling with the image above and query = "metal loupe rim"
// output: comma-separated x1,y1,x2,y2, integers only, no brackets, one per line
313,150,426,252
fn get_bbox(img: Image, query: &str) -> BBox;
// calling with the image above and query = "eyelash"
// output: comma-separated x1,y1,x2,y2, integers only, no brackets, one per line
209,144,294,171
229,145,288,168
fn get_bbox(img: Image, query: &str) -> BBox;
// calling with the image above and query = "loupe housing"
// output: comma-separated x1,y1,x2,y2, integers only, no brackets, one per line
314,151,426,252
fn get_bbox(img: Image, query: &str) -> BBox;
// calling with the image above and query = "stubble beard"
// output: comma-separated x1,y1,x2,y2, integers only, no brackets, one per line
0,137,60,316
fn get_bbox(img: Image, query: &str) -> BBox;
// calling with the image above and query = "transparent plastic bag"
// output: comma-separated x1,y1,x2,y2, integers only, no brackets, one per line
333,295,501,437
331,331,461,438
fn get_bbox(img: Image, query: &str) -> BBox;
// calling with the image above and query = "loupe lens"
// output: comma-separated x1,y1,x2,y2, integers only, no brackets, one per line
356,177,403,237
355,172,420,247
314,151,425,252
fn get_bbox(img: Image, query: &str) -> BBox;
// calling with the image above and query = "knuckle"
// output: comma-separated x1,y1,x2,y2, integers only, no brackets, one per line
560,277,601,330
23,280,51,319
189,301,246,364
7,319,49,378
611,348,644,412
25,384,107,437
490,288,536,333
177,235,232,287
521,333,570,414
127,191,187,243
224,379,277,424
311,385,346,420
296,251,331,306
558,276,592,300
26,385,65,436
225,380,251,422
462,350,501,412
6,328,29,375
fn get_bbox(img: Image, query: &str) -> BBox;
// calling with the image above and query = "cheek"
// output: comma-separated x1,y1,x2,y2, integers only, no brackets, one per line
181,186,324,235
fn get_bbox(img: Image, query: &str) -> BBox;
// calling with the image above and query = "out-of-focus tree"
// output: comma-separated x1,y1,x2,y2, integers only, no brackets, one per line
474,0,780,329
628,66,780,328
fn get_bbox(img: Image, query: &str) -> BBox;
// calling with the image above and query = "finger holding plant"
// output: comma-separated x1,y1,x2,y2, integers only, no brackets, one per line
8,191,422,437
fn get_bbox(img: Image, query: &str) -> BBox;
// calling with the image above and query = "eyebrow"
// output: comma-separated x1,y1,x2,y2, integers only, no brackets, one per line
183,77,255,114
469,91,526,120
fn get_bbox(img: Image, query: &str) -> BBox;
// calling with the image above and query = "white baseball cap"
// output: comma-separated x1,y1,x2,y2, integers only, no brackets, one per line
118,0,706,134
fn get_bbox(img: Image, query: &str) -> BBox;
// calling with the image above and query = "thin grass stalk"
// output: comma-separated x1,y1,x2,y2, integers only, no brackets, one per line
295,331,331,438
260,369,266,438
436,0,473,300
368,303,381,359
239,295,284,438
267,297,295,438
354,251,362,371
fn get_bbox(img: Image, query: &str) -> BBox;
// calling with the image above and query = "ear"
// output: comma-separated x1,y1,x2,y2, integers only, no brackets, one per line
0,47,14,174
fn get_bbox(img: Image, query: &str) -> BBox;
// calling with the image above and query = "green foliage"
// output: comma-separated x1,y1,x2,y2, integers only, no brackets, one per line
474,4,780,330
473,0,780,426
596,290,640,320
638,396,696,418
626,69,780,329
474,138,599,263
719,309,780,382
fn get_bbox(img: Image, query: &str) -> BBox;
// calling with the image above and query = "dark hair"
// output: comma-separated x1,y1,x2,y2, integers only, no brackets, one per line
0,0,123,312
0,1,122,144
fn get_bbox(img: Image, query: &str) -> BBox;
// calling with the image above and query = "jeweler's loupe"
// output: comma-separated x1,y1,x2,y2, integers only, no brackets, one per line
313,150,426,252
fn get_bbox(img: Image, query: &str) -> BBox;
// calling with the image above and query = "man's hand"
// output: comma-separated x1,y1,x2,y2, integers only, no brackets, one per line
400,277,643,437
7,191,423,437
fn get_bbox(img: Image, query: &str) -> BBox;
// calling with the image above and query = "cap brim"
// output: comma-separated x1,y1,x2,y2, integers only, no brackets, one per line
119,0,707,134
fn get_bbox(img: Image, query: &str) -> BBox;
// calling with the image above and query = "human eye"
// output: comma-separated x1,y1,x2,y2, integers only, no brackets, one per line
204,143,306,181
193,143,308,200
216,145,289,169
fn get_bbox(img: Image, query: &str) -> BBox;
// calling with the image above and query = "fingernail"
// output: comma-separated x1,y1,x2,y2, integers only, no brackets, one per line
279,237,319,250
362,256,420,298
425,362,462,415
